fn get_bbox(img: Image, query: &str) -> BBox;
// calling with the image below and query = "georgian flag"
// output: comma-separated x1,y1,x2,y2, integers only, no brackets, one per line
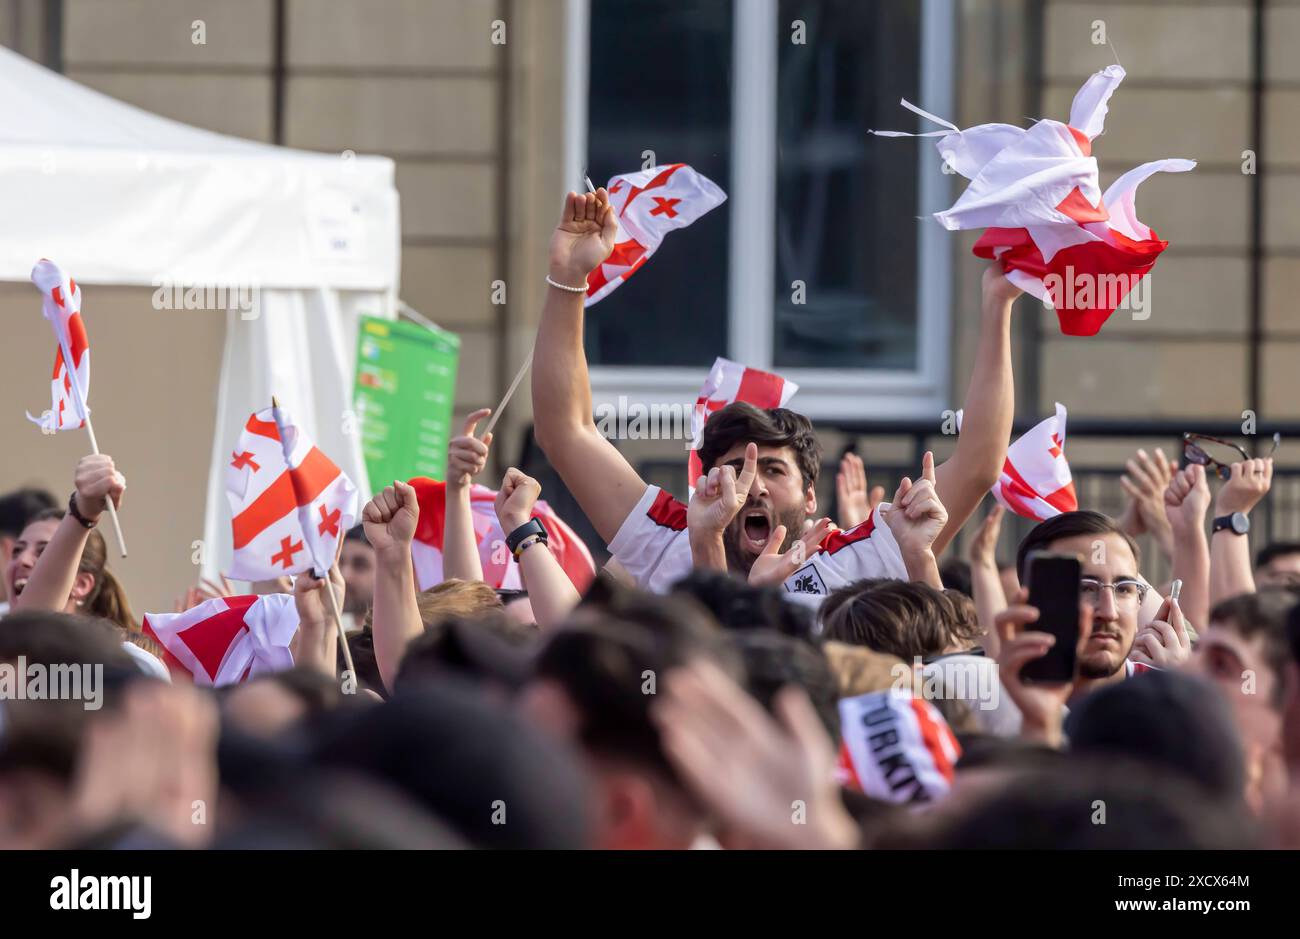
957,402,1078,521
687,358,798,496
836,690,961,806
25,259,91,433
225,405,358,581
142,594,299,687
874,66,1194,336
407,477,596,593
586,163,727,306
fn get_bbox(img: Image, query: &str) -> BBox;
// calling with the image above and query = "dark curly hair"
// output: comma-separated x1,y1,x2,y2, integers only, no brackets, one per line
697,402,821,488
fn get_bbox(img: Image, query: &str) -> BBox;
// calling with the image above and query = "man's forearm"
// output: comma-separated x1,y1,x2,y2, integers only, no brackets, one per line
1170,523,1210,629
689,531,728,573
517,541,581,629
442,480,484,582
1210,528,1255,605
933,292,1015,555
969,560,1007,656
902,546,943,590
371,546,422,693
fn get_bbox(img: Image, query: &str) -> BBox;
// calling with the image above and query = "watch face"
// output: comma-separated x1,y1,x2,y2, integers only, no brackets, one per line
1231,513,1250,535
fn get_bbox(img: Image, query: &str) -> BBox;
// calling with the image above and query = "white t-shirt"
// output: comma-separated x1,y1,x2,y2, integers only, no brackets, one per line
606,485,909,605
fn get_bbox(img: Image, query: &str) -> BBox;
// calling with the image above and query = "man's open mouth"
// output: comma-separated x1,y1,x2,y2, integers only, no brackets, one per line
740,510,772,552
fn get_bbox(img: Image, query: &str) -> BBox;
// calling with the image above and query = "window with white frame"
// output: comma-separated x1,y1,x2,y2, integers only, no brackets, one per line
574,0,954,421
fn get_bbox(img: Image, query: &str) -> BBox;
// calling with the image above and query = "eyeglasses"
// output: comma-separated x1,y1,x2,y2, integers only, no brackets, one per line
1183,432,1280,480
1080,577,1148,609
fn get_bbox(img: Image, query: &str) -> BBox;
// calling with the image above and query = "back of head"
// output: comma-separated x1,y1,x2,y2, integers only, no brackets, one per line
311,677,591,849
1066,668,1246,803
912,757,1254,849
669,568,815,640
697,402,821,487
821,579,956,660
734,630,839,741
414,578,503,627
1016,509,1139,580
396,611,538,690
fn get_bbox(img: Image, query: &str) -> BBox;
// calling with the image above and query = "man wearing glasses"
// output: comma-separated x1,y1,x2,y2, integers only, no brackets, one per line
1011,510,1187,701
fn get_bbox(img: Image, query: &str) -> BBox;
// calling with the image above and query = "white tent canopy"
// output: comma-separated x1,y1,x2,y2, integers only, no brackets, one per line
0,47,400,577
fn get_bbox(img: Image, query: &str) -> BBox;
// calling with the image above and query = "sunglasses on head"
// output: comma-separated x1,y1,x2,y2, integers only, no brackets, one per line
1182,432,1280,480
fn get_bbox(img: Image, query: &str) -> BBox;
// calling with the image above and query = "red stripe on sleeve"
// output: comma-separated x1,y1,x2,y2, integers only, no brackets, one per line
819,514,875,555
647,489,688,531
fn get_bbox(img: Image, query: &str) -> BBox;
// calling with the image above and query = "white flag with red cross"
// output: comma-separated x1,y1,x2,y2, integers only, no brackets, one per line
687,358,799,497
406,477,595,593
25,259,91,433
987,402,1078,521
586,163,727,306
225,405,358,581
142,594,300,687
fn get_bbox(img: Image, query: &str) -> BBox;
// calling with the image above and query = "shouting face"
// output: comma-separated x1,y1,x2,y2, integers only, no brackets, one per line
711,442,816,575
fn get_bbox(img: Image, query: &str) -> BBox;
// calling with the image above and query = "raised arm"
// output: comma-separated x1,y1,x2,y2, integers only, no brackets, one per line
443,408,493,583
363,481,423,693
967,502,1008,657
1210,457,1272,604
291,565,344,680
1163,463,1211,629
932,265,1019,556
531,189,651,543
15,454,124,615
494,468,580,629
884,451,948,589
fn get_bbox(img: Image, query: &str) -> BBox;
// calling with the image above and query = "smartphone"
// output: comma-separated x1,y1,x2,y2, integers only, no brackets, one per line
1022,551,1082,684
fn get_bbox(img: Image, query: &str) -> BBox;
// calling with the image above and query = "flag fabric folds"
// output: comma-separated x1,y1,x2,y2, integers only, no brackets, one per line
586,163,727,306
225,405,358,581
994,402,1078,521
26,258,91,433
873,65,1194,336
407,477,596,593
687,358,799,497
836,690,961,806
142,593,300,687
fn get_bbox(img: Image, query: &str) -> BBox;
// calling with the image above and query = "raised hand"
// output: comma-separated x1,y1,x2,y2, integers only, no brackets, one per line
549,188,618,285
994,590,1092,747
1164,463,1211,534
74,453,125,521
1119,448,1175,554
968,502,1005,570
293,563,346,630
362,480,419,556
884,451,948,559
1129,594,1191,668
495,467,542,534
748,517,834,587
448,408,493,488
1215,457,1273,516
982,262,1024,305
687,442,759,536
835,451,884,530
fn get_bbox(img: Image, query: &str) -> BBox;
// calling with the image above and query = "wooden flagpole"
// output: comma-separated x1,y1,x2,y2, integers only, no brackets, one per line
82,417,128,557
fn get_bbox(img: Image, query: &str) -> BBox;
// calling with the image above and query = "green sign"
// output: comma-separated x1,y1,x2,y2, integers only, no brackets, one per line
353,315,459,486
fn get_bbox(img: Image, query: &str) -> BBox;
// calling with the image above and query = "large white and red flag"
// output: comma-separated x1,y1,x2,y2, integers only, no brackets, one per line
874,66,1194,336
225,405,358,581
25,259,91,433
142,594,299,687
407,477,596,593
586,163,726,306
687,358,799,496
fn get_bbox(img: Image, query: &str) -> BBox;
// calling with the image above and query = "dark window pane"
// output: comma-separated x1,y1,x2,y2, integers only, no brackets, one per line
775,0,921,370
585,0,732,367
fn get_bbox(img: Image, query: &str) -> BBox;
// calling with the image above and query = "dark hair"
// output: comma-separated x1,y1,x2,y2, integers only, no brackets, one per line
0,487,58,539
669,568,816,641
1256,541,1300,569
397,611,538,690
902,758,1254,849
938,558,972,598
1066,669,1246,804
534,589,741,782
1209,588,1299,709
343,524,369,546
28,508,136,632
820,579,959,660
733,630,840,741
345,627,385,697
697,402,821,488
1015,510,1140,580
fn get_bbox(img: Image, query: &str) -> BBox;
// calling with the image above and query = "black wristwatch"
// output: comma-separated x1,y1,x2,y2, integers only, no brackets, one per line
1212,512,1250,536
67,490,97,529
505,518,547,556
